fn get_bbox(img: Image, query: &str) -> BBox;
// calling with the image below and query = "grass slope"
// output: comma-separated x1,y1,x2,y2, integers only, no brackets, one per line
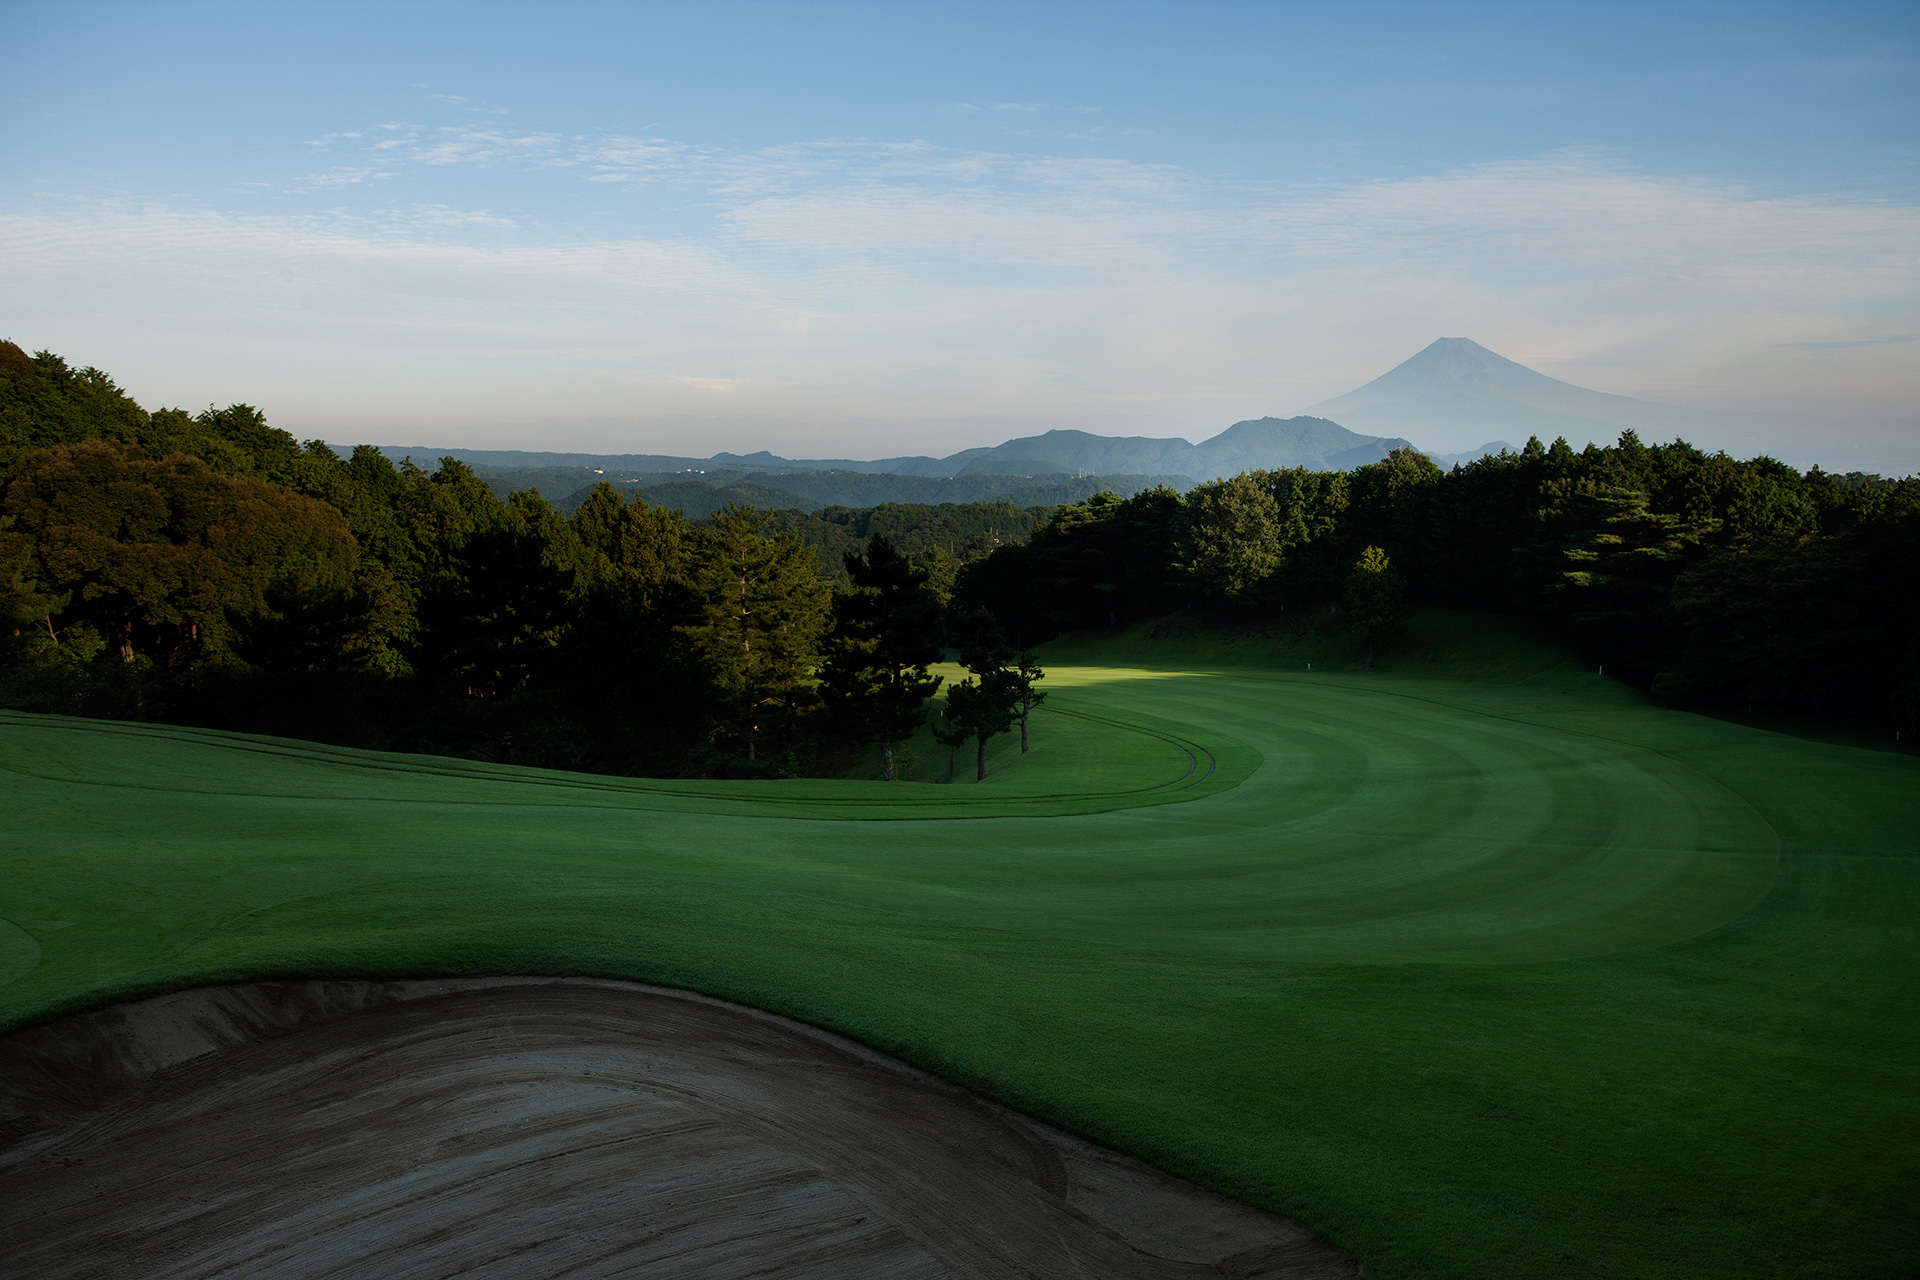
1,613,1914,1278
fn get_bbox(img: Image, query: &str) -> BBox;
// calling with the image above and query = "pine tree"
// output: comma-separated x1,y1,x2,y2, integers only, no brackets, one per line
937,609,1023,780
677,504,829,762
931,695,969,782
940,668,1020,781
1009,649,1047,751
819,535,942,780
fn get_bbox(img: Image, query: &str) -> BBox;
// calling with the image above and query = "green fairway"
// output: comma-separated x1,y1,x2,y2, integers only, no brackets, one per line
2,615,1915,1278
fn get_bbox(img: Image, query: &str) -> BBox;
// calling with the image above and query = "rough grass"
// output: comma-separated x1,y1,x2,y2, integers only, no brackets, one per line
1,611,1914,1279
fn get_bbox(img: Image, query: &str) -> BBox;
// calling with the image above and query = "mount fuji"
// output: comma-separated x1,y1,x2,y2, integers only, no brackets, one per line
1303,337,1709,456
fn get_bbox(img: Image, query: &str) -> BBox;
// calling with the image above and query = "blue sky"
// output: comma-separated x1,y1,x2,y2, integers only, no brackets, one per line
3,1,1915,462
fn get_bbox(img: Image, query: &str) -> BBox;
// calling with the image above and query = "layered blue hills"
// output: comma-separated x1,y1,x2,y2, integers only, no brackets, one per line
364,339,1744,512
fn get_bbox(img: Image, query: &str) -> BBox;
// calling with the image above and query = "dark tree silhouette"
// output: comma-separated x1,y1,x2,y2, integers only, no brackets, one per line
820,535,944,781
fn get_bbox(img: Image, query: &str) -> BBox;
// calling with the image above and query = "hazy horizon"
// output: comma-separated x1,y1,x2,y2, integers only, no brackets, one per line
5,2,1915,470
333,405,1915,476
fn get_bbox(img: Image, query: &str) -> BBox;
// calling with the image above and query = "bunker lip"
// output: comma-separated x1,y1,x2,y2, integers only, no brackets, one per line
0,977,1357,1279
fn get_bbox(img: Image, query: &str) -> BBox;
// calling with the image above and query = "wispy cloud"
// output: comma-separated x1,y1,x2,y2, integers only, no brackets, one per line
300,115,1158,191
292,166,396,190
6,136,1916,451
950,101,1100,115
380,204,520,229
1777,333,1919,349
305,121,565,171
412,129,564,167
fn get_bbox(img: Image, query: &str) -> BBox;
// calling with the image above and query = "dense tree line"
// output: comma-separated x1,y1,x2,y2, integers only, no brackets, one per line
766,501,1045,575
0,344,1043,777
7,340,1914,758
957,441,1919,730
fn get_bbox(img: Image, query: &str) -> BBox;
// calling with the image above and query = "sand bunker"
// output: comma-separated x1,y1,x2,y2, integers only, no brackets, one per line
0,977,1355,1278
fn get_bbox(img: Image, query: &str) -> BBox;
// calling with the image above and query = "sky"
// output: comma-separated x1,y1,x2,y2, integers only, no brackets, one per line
2,0,1916,464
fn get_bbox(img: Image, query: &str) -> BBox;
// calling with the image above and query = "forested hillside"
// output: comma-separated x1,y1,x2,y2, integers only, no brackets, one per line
5,340,1916,777
0,343,1036,778
955,444,1919,729
364,458,1188,515
539,469,1185,515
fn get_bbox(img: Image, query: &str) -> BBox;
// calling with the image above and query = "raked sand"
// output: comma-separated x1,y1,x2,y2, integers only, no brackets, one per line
0,977,1356,1279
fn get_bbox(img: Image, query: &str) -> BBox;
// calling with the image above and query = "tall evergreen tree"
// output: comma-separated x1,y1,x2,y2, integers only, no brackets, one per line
820,534,942,781
936,608,1023,780
677,504,829,763
938,668,1021,781
414,520,575,703
1009,649,1047,752
931,695,969,782
569,483,687,607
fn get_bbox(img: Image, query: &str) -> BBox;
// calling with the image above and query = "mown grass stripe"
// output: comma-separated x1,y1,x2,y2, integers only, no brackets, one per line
3,619,1913,1280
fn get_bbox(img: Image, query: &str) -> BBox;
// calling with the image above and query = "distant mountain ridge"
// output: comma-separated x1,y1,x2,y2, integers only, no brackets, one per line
597,473,1192,519
365,414,1415,493
950,417,1415,479
360,337,1828,499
